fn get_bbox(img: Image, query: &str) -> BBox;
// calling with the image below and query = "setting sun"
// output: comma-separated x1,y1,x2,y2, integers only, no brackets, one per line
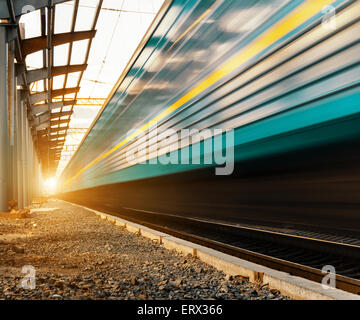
43,178,57,195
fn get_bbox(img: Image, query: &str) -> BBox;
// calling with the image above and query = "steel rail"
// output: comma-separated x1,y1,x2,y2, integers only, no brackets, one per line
79,204,360,295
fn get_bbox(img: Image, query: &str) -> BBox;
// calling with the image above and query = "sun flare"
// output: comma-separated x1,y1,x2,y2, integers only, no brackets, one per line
43,178,57,194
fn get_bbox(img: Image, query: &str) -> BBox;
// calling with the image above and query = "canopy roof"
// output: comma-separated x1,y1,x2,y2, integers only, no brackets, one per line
2,0,164,176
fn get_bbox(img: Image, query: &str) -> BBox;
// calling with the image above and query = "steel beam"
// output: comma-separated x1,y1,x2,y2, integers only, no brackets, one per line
49,133,66,140
75,98,106,106
50,110,72,119
8,40,16,203
62,0,79,90
33,110,72,128
21,97,28,207
40,144,63,152
49,145,63,151
6,0,33,121
49,141,64,147
35,119,70,131
60,0,103,169
0,27,9,211
46,0,55,148
15,90,23,208
32,112,50,126
19,96,26,208
0,0,72,19
14,62,25,76
25,109,31,205
35,123,48,131
21,30,96,57
30,87,79,105
17,64,87,85
50,119,69,126
50,126,69,134
31,99,76,115
49,149,61,154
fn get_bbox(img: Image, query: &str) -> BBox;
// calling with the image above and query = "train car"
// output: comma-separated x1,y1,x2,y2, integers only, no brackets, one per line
59,0,360,232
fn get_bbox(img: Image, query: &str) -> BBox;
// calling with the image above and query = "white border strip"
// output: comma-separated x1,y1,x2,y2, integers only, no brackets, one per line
61,200,360,300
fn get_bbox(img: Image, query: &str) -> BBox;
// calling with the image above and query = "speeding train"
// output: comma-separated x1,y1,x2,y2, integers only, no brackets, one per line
59,0,360,233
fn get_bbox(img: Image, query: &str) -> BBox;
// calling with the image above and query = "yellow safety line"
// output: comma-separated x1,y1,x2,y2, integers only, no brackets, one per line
65,0,335,188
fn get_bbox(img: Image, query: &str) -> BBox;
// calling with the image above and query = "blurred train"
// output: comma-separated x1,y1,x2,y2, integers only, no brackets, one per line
59,0,360,233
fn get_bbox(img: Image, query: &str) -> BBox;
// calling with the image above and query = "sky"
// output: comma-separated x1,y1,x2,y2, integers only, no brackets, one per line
19,0,165,176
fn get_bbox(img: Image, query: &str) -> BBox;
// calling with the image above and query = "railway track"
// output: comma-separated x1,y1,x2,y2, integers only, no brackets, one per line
68,201,360,295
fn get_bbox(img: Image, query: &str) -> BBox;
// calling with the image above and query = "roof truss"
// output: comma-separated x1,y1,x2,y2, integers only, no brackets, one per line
4,0,103,176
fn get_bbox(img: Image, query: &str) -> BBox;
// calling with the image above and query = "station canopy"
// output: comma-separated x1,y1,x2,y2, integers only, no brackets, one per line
2,0,164,177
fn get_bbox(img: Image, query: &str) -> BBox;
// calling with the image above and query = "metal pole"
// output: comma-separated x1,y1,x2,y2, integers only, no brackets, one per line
16,90,23,208
21,99,26,208
34,152,39,198
12,88,17,206
25,115,30,206
0,27,9,212
8,41,15,203
27,120,32,205
28,126,33,205
36,157,41,197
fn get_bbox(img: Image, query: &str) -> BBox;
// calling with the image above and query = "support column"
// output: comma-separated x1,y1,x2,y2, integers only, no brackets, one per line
8,41,16,203
33,150,37,198
11,94,18,205
35,156,41,197
24,112,30,206
16,92,23,208
27,124,32,205
38,157,43,196
20,99,26,208
0,27,9,212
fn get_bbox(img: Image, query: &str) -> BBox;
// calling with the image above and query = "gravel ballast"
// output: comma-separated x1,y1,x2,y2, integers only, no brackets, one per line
0,200,290,300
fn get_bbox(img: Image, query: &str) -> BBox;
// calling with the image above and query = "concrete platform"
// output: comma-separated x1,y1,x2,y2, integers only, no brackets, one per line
2,199,294,300
67,201,360,300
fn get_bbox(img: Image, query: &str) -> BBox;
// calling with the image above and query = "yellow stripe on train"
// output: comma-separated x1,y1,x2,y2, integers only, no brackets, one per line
66,0,336,188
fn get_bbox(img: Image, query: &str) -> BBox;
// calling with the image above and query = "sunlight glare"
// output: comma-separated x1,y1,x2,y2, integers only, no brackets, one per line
44,178,57,195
